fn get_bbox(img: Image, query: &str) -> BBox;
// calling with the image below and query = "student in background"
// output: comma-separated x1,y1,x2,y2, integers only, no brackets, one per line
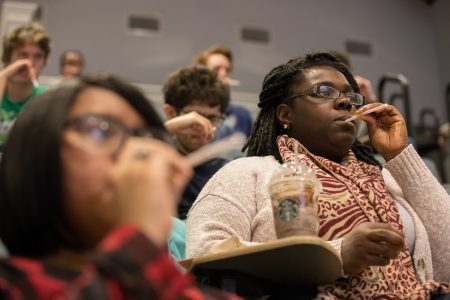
194,44,253,139
163,66,230,220
0,22,51,152
60,49,85,79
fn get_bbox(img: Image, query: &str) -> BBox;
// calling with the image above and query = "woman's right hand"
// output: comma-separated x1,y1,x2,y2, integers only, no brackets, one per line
164,111,216,143
108,138,192,248
341,222,406,274
359,103,409,162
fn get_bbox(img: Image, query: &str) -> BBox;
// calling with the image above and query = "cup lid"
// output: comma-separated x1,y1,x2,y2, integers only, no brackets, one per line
269,162,322,193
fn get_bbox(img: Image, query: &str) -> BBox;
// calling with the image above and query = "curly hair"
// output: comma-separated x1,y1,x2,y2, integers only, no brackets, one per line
244,51,381,169
162,65,230,113
2,22,51,64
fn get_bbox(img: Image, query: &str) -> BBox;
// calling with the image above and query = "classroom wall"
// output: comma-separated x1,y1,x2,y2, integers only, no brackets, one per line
431,0,450,121
2,0,448,125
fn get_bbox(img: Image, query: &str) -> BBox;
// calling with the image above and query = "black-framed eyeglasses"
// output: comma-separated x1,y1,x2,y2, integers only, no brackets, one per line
64,114,173,155
286,84,364,107
179,109,225,126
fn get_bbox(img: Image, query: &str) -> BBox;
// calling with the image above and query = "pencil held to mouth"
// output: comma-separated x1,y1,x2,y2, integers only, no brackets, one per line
345,103,388,123
185,132,246,167
32,79,39,88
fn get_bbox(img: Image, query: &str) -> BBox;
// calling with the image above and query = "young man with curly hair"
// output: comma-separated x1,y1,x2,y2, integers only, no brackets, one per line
163,65,230,219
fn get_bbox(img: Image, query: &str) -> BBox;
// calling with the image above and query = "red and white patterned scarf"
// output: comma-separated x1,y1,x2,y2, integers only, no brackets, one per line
277,135,450,299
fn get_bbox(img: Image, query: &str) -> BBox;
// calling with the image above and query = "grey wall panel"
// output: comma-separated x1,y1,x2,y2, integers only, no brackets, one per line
431,0,450,121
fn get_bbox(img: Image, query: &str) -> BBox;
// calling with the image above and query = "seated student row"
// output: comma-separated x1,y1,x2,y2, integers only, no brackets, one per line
0,22,448,296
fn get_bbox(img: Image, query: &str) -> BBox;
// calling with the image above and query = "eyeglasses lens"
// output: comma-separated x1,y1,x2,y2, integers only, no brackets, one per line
73,117,123,154
317,85,337,99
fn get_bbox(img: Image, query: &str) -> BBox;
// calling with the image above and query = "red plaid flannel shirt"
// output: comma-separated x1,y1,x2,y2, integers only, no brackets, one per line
0,225,242,300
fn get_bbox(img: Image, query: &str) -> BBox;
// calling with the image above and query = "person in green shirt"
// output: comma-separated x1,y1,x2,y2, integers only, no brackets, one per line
0,22,51,151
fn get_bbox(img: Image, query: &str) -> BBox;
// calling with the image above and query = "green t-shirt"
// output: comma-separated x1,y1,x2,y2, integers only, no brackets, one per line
0,86,46,151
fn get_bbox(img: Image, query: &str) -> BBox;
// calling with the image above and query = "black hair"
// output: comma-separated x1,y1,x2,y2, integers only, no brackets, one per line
244,52,381,169
328,50,351,70
163,65,230,113
0,74,165,258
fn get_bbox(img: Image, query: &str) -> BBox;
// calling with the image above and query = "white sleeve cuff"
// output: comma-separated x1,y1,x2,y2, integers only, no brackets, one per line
327,237,348,278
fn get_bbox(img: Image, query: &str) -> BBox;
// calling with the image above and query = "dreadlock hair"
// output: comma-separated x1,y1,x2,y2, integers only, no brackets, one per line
244,51,382,169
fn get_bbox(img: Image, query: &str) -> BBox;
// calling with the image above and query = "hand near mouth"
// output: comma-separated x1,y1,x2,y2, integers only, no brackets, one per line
1,59,37,85
357,103,409,162
345,104,388,122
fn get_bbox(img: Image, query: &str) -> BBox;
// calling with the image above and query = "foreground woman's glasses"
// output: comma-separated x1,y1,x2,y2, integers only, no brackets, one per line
65,114,173,155
65,114,246,167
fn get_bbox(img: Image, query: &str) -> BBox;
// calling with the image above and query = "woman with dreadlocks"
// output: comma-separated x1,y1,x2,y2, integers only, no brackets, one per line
186,52,450,299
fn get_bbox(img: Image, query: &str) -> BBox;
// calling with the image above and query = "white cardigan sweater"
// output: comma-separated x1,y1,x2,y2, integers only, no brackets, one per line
186,145,450,282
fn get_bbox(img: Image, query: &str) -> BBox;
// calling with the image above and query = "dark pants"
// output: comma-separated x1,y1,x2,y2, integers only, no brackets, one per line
432,294,450,300
195,269,318,299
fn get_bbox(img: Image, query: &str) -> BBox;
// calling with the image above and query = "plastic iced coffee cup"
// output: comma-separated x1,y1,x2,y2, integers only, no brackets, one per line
269,162,322,239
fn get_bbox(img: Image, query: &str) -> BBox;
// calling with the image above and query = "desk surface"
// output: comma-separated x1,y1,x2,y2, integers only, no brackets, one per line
184,236,342,289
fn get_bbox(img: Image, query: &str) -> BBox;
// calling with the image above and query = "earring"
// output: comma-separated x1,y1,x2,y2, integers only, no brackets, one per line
283,123,290,130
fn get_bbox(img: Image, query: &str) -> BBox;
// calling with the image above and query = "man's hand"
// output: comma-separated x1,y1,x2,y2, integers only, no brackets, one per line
164,111,216,144
0,59,36,82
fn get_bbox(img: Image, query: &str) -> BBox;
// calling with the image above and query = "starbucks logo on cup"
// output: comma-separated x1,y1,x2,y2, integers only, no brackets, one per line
278,198,299,221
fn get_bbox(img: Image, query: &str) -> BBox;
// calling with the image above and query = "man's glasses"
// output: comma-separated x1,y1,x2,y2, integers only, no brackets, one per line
64,114,172,155
179,110,225,127
286,84,364,107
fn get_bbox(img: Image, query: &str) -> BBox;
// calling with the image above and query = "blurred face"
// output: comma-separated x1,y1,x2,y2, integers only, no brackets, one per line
61,52,84,79
8,43,46,84
178,102,222,152
279,66,358,162
206,53,231,82
61,87,146,248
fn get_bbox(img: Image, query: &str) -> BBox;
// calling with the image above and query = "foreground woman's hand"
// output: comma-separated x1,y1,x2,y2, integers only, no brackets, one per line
358,103,409,162
341,222,406,274
108,138,192,248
